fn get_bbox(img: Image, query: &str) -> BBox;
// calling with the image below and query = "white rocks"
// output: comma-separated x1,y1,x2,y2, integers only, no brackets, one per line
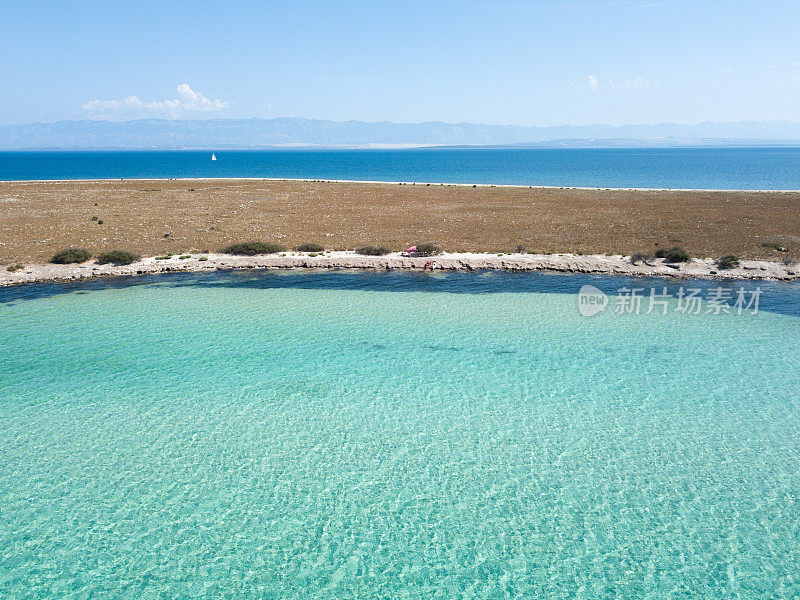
1,252,798,287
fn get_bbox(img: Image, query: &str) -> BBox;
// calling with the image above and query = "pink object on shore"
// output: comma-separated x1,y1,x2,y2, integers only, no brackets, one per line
406,246,417,253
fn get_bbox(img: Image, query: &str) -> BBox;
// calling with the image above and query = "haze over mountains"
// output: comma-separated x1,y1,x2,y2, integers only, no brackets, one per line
3,118,800,150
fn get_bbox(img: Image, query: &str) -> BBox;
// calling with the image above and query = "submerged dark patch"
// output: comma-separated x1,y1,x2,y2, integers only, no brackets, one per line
2,269,799,317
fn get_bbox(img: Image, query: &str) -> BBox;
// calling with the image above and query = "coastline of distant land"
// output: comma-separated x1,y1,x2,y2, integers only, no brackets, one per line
5,117,800,150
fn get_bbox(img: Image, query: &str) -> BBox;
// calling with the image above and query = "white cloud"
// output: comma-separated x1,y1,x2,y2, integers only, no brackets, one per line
577,75,658,93
624,77,658,91
82,84,230,120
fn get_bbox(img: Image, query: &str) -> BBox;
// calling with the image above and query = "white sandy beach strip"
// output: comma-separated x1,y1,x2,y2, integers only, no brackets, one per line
1,252,797,287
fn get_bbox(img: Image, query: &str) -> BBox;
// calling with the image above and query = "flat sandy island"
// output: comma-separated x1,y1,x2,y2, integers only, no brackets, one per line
1,179,798,284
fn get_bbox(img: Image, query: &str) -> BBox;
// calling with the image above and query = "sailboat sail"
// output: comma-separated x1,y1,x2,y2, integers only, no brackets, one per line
211,153,217,161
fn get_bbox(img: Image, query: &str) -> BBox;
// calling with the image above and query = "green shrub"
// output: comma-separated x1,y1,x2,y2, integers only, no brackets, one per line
295,242,325,253
630,252,653,265
762,242,787,252
414,243,442,257
654,246,690,263
356,245,391,256
198,256,209,261
7,264,25,272
96,250,140,265
716,255,740,270
50,248,91,264
179,255,191,259
221,241,285,255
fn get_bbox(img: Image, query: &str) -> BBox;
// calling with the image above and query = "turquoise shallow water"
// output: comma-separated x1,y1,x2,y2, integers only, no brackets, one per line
1,271,800,599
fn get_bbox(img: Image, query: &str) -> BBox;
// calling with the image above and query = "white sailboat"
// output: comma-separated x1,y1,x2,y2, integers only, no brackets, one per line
211,153,217,161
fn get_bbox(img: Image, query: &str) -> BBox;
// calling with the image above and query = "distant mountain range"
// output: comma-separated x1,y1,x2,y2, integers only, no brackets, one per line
3,118,800,150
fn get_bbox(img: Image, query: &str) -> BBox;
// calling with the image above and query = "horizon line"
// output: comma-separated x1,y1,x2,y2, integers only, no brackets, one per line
6,116,800,129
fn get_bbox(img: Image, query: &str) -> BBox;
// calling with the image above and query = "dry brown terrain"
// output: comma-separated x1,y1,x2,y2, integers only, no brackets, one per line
1,179,798,264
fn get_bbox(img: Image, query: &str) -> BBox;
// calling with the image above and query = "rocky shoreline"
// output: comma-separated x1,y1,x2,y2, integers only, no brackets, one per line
1,251,798,287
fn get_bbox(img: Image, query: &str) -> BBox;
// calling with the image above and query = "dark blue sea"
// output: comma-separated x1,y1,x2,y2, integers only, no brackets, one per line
2,147,800,189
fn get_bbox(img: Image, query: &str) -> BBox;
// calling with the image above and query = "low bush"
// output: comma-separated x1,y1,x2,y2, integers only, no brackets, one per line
716,255,740,270
514,245,527,254
96,250,140,265
356,245,391,256
629,252,653,265
295,242,325,253
179,255,191,259
7,264,25,272
221,241,286,255
654,246,690,263
50,248,91,264
761,241,787,252
414,243,442,257
198,256,209,261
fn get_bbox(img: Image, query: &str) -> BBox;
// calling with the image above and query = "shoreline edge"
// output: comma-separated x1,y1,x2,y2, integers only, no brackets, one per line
2,251,797,288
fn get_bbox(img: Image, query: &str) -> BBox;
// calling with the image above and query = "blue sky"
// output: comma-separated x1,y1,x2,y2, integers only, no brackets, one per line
2,0,799,126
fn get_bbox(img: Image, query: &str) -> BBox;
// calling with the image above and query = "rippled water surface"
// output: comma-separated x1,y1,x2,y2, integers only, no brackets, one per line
3,147,800,189
1,271,799,599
